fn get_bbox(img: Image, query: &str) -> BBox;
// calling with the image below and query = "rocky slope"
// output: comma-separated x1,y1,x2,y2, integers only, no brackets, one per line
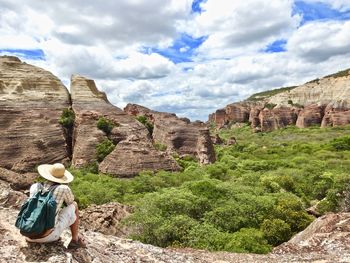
124,104,216,164
209,69,350,131
0,56,71,172
1,177,350,263
71,75,180,177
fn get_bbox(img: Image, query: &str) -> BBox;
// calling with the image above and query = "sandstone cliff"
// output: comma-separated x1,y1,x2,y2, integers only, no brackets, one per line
71,75,180,177
209,69,350,131
0,56,70,172
124,104,216,164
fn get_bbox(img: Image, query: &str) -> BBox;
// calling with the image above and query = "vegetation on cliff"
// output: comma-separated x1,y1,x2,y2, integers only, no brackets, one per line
70,125,350,254
246,86,297,101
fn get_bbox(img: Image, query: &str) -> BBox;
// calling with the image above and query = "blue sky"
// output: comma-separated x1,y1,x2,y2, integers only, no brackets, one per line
1,0,350,121
293,1,350,25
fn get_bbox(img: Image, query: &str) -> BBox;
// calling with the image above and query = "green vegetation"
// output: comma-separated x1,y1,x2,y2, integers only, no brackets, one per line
70,124,350,254
136,115,154,135
264,103,277,110
287,100,304,108
58,108,75,128
325,68,350,79
96,139,115,162
97,117,116,135
154,142,167,151
246,86,297,101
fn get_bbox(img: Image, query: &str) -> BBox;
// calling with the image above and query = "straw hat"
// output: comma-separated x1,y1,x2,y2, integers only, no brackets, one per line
37,163,74,184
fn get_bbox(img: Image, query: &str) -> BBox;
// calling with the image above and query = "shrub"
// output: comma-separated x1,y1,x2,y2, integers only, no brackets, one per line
260,219,292,246
154,142,167,151
58,108,75,128
225,228,271,254
97,117,115,135
96,139,115,162
265,103,277,110
136,115,154,134
330,135,350,151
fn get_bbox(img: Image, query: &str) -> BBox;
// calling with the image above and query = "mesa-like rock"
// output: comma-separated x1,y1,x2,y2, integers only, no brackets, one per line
209,69,350,131
71,75,180,177
124,104,216,164
0,56,71,172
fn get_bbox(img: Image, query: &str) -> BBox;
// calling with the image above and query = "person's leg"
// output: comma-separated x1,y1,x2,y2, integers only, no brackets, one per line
70,201,79,241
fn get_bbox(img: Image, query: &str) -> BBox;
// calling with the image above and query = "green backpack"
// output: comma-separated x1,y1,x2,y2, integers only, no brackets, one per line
15,184,59,237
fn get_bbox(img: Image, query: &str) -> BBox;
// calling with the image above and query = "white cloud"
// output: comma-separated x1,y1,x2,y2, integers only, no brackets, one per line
287,20,350,62
1,0,350,121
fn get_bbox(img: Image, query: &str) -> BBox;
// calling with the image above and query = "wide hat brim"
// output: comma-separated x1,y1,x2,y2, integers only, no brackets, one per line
38,164,74,184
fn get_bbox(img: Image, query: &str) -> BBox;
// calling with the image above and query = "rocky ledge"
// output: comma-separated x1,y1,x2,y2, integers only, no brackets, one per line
1,180,350,263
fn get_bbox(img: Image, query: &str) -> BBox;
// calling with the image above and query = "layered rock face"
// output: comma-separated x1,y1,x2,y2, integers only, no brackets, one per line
124,104,216,164
0,56,70,172
209,69,350,131
71,76,180,177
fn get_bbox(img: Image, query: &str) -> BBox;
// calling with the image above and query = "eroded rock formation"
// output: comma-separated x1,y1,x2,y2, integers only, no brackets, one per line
0,56,70,172
124,104,216,164
71,75,180,177
209,69,350,132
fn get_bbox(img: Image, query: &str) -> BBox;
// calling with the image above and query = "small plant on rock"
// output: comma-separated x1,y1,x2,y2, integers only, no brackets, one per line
97,117,115,135
136,115,154,135
154,142,167,152
59,108,75,128
96,139,115,162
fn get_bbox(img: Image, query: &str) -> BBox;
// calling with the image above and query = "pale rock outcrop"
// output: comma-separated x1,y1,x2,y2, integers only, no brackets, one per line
124,104,216,164
267,71,350,106
0,56,70,172
274,212,350,261
71,75,180,177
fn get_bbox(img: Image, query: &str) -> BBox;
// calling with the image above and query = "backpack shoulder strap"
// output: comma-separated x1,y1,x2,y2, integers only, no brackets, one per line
48,184,60,193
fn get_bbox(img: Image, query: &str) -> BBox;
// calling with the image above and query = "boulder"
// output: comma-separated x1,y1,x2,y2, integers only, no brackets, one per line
124,104,216,164
79,202,132,237
0,56,70,172
0,167,37,191
71,76,180,177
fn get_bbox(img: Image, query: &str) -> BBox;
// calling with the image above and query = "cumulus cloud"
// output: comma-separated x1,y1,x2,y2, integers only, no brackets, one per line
287,20,350,62
1,0,350,121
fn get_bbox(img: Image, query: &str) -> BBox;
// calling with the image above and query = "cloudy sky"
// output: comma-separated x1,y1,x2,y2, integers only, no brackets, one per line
1,0,350,120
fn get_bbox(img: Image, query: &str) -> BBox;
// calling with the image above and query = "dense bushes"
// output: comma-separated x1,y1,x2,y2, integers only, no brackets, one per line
70,125,350,254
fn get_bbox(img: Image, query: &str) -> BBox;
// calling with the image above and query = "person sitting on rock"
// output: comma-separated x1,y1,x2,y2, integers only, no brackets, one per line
25,163,86,249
